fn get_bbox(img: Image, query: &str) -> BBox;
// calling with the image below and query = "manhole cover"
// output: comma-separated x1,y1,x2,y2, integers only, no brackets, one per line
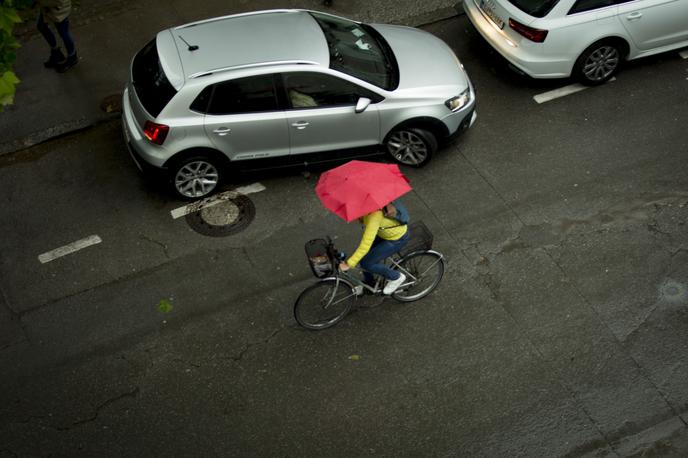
185,194,255,237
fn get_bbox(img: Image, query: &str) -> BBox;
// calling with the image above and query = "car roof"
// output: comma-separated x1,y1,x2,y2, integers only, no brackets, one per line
164,10,330,84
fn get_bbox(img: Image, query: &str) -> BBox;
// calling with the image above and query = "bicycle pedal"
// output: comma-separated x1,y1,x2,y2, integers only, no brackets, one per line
353,285,364,296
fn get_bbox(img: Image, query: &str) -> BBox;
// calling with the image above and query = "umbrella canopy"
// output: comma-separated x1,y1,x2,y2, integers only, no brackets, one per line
315,160,412,222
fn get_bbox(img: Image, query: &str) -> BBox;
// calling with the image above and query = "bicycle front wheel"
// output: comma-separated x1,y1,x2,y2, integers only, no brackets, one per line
392,251,445,302
294,278,356,330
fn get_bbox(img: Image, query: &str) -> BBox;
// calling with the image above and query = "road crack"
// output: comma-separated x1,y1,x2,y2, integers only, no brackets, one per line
228,327,286,362
140,235,171,259
69,387,140,429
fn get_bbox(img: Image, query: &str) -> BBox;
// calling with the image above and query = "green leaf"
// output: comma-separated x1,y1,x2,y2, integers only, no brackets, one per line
157,299,174,313
0,7,22,34
0,71,19,109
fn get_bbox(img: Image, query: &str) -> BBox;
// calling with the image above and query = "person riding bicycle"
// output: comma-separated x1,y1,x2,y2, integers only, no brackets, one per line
338,203,409,295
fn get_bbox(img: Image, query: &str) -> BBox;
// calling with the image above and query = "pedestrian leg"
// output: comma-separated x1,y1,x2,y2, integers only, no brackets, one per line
55,17,78,72
37,12,65,68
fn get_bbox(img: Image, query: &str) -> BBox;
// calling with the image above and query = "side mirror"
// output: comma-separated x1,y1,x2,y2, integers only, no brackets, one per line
355,97,371,113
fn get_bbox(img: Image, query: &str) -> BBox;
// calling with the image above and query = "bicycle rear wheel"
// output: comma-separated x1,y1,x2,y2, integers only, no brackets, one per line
392,251,444,302
294,278,355,330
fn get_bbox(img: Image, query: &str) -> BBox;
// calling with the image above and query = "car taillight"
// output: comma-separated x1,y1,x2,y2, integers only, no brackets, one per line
143,121,169,145
508,18,548,43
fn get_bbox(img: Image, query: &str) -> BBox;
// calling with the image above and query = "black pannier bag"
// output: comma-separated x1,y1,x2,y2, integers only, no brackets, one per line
305,238,335,278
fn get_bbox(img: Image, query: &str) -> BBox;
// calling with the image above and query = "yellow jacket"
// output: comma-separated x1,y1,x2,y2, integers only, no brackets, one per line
346,210,407,267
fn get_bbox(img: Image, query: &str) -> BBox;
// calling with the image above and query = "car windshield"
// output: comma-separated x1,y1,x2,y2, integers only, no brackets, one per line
132,38,177,117
507,0,561,17
309,12,398,91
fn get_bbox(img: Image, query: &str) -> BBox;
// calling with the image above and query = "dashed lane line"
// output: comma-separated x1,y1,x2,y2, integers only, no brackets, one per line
680,50,688,59
38,235,102,264
170,182,266,220
533,78,616,104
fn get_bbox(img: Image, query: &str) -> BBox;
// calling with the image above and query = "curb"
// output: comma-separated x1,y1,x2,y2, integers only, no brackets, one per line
0,2,464,157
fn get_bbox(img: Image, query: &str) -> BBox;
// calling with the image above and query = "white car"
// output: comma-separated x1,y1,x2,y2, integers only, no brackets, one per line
463,0,688,84
122,10,476,199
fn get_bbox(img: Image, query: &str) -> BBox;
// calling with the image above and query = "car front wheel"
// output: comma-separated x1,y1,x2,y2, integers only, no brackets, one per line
170,156,222,199
385,127,437,167
574,41,623,86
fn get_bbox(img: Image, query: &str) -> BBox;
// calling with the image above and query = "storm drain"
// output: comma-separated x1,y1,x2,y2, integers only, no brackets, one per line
185,193,256,237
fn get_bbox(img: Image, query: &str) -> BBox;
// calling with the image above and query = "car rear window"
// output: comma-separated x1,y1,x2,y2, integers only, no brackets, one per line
132,39,177,117
507,0,561,17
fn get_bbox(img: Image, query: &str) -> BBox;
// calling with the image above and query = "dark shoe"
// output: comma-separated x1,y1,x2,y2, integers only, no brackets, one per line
44,48,65,68
55,53,78,73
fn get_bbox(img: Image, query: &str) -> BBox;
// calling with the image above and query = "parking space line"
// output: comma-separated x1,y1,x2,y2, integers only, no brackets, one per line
170,182,266,219
38,235,102,264
680,50,688,59
534,78,615,104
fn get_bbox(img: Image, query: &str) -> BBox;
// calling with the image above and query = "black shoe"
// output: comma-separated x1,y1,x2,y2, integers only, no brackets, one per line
55,53,78,73
44,48,65,68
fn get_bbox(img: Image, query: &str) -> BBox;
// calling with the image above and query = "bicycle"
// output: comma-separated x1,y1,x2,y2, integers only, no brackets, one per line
294,221,445,330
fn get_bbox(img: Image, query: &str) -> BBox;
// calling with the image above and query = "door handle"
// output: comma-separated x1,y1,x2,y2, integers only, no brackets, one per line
626,11,642,20
291,121,309,130
213,127,231,136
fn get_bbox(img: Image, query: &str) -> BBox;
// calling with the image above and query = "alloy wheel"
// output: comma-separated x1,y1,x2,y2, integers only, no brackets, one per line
387,130,428,166
174,160,219,198
582,46,619,82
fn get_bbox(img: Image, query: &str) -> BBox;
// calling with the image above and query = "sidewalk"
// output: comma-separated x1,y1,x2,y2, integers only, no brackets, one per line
0,0,462,155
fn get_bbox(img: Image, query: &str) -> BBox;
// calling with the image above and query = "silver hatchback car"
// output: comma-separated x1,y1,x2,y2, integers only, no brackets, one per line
122,10,477,199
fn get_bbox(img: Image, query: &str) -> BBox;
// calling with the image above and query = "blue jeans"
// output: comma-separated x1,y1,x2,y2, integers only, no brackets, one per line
360,231,410,283
37,12,76,56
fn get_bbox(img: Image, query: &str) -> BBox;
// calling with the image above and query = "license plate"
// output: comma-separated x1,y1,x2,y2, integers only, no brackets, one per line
479,0,505,29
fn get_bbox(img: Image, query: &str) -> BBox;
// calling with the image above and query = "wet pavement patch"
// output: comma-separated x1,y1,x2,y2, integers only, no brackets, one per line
185,194,255,237
660,279,687,304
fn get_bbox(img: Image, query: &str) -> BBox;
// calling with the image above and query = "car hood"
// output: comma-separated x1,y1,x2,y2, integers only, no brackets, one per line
371,24,468,91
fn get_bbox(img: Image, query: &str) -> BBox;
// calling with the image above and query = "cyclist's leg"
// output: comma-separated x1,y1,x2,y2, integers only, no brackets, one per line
359,234,408,281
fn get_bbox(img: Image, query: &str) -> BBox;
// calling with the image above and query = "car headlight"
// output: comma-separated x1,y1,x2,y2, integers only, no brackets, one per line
445,89,471,112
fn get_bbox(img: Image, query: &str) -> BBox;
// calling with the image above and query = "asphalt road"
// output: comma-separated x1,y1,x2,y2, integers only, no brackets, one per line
1,15,687,456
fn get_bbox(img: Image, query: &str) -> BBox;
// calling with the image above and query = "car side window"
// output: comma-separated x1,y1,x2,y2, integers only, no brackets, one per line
191,74,279,115
283,72,382,110
568,0,615,14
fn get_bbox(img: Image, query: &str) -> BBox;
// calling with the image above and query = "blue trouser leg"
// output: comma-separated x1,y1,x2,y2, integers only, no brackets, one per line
37,12,58,49
37,13,75,56
359,232,409,282
55,17,76,56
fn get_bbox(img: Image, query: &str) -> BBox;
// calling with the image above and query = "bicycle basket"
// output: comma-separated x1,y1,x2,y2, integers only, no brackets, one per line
305,238,335,278
400,221,434,256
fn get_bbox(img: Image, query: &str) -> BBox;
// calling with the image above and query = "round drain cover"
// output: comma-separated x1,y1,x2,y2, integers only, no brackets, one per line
185,194,255,237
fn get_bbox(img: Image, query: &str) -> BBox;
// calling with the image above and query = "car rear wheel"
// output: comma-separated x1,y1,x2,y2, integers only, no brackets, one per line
170,156,222,199
385,127,437,167
574,40,623,86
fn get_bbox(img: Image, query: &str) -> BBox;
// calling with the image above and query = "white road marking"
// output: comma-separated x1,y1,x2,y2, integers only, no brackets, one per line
680,50,688,59
38,235,102,264
534,78,616,104
170,182,266,219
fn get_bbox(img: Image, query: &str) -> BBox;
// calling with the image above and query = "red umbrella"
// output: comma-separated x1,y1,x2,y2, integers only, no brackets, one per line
315,160,412,222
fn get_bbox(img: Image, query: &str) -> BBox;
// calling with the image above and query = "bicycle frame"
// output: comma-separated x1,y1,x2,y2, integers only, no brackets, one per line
322,249,442,298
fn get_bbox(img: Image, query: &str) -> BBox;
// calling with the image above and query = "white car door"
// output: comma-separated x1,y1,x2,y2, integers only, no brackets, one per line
282,72,381,156
616,0,688,51
200,74,290,161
